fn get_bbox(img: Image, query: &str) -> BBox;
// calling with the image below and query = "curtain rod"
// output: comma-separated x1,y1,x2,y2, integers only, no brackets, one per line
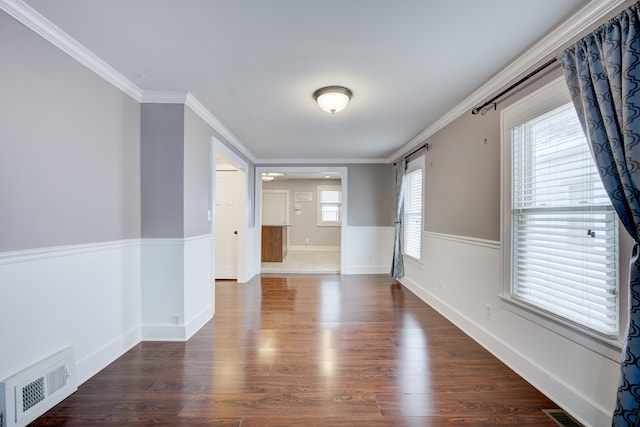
471,57,558,115
394,143,429,165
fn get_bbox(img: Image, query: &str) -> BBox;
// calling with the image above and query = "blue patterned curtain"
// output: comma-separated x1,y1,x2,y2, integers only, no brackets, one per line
390,159,407,279
557,4,640,425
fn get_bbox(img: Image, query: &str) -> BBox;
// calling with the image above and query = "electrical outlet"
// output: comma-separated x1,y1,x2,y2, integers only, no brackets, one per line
485,304,492,320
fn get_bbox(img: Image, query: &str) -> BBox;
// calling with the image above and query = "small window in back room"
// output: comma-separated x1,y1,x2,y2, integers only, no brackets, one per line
317,185,342,226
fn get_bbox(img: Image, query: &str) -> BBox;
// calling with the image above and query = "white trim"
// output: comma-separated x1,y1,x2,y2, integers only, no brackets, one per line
346,264,389,275
184,304,214,340
0,0,143,101
140,235,212,247
288,245,341,252
215,138,254,283
0,239,140,264
256,166,348,274
141,92,257,164
386,0,626,163
186,93,257,164
500,296,622,362
256,157,389,164
140,325,187,342
140,90,188,104
142,304,213,342
75,326,140,384
423,231,500,250
184,234,213,245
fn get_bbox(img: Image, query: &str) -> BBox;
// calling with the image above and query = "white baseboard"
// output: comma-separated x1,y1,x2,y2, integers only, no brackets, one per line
142,303,214,342
288,245,341,252
185,304,214,340
75,326,141,384
346,264,390,275
141,324,188,342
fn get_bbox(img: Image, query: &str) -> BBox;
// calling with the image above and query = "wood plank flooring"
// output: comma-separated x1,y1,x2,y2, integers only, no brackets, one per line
31,274,560,426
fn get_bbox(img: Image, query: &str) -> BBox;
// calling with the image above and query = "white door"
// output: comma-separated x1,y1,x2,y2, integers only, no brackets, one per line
215,171,238,279
262,191,289,224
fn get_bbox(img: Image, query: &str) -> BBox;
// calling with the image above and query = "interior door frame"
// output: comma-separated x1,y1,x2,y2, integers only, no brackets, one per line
214,138,250,283
255,166,348,273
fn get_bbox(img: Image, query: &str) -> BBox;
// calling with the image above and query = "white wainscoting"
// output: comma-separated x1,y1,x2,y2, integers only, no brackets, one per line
184,235,214,338
141,235,214,341
244,226,260,282
0,240,142,385
400,231,620,427
344,226,394,274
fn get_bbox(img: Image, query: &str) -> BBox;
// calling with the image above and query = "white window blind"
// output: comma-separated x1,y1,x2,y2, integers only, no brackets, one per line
317,185,341,226
511,102,618,337
404,168,423,260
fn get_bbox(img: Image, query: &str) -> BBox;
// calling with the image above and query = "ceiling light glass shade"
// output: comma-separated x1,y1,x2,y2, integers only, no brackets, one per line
262,175,275,181
313,86,353,114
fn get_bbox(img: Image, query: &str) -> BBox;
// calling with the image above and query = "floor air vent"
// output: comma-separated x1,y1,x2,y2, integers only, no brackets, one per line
543,409,583,427
0,347,76,427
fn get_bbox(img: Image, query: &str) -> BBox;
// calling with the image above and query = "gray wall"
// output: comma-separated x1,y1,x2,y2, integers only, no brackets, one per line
421,107,502,241
140,104,185,238
184,106,213,237
0,10,141,252
401,69,563,241
347,164,394,226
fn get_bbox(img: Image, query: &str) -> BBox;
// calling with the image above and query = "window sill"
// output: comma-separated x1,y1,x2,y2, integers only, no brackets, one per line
500,295,622,362
403,254,422,266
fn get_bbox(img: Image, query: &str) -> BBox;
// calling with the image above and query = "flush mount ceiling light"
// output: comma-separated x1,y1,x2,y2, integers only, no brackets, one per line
313,86,353,114
261,173,283,181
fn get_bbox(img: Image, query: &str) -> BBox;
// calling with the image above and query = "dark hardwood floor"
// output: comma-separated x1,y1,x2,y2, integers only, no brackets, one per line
31,274,560,426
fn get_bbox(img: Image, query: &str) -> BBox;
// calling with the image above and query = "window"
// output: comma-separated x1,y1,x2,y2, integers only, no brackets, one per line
317,185,341,226
502,77,618,338
403,158,423,260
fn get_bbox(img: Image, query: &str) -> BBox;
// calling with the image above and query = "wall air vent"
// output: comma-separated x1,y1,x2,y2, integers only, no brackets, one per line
543,409,583,427
0,347,76,427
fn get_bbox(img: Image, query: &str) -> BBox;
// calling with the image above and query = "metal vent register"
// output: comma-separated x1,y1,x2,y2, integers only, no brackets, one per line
544,409,583,427
0,348,76,427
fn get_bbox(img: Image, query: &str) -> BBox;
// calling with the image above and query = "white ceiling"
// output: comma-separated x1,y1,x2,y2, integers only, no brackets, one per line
21,0,592,163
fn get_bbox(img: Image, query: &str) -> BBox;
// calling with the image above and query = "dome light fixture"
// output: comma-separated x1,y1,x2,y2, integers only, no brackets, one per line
313,86,353,114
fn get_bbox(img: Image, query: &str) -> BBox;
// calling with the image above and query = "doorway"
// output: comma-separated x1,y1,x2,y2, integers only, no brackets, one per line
215,168,240,279
214,140,249,282
256,166,348,274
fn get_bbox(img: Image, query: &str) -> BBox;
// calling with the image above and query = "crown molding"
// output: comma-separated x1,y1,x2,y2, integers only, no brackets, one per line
0,0,144,101
140,90,188,104
255,157,389,165
184,93,258,164
1,0,259,164
386,0,627,163
141,91,258,164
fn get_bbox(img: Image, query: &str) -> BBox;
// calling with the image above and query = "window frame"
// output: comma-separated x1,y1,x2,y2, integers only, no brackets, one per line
500,76,623,359
403,156,424,261
316,185,342,227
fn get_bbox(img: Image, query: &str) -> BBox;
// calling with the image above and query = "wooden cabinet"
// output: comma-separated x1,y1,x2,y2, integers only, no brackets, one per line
261,226,288,262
